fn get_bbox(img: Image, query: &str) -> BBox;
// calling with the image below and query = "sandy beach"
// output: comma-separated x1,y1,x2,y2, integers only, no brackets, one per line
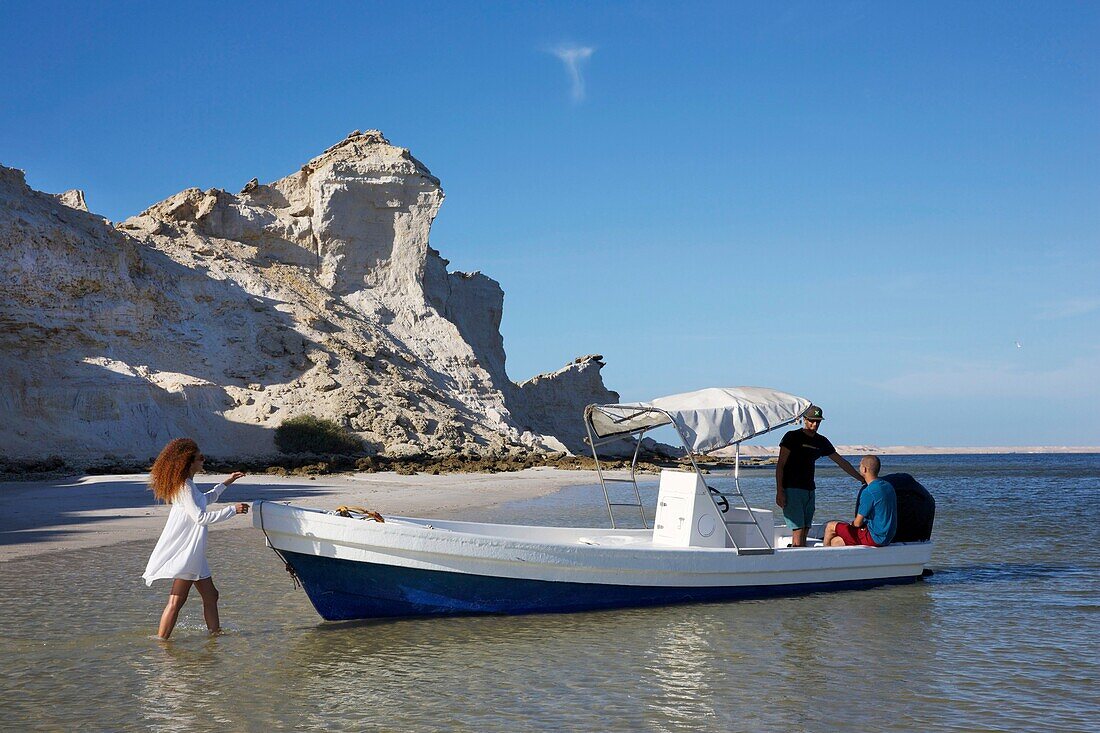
0,468,618,563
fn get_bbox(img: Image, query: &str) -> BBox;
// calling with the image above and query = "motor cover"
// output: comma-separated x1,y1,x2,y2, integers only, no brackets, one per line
854,472,936,543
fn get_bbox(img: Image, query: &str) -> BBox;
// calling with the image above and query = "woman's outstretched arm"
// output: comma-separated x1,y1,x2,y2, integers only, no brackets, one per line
204,471,246,500
179,484,239,526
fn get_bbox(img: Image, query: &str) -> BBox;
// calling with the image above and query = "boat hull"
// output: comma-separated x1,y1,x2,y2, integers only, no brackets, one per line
283,550,920,621
253,501,932,621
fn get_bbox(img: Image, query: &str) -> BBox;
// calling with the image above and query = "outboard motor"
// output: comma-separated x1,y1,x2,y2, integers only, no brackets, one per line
880,472,935,542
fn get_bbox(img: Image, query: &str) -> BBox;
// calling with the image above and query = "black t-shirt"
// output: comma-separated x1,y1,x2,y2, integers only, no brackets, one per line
779,429,835,490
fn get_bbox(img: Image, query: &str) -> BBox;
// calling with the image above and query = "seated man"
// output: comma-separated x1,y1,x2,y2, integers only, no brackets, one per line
823,455,897,547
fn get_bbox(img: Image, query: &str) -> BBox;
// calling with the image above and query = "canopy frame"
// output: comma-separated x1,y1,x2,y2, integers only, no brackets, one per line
583,399,807,555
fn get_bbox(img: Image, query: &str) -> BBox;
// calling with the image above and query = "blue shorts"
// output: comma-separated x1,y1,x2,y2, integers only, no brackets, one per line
782,487,815,530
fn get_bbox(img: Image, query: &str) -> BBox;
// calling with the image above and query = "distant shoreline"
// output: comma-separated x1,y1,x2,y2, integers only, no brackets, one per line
3,446,1097,483
728,445,1100,457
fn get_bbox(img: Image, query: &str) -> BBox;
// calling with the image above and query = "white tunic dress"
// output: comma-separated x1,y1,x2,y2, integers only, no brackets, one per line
142,479,237,586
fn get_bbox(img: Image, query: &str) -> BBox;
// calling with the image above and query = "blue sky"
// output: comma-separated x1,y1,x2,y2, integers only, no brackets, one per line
2,2,1098,446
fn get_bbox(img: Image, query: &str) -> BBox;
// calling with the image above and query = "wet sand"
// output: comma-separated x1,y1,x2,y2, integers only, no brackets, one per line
0,468,615,562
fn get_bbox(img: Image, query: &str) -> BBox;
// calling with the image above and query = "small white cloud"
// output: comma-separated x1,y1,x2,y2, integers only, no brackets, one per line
550,43,595,103
1035,297,1100,321
872,352,1100,400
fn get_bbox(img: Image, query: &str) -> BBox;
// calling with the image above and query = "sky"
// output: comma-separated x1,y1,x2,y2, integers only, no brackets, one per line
2,1,1098,446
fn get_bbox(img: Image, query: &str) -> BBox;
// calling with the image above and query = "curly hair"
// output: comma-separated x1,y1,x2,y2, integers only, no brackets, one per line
149,438,201,503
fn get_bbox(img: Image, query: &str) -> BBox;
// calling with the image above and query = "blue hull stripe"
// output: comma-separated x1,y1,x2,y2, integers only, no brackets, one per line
282,551,919,621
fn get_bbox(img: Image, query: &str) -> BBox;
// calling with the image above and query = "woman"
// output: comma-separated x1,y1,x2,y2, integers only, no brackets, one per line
142,438,248,639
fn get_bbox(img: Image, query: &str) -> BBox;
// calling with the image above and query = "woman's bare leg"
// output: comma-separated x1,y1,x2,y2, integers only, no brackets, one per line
157,579,193,639
194,577,221,634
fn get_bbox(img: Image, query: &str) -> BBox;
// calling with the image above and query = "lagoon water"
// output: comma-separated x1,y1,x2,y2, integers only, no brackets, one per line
1,455,1098,732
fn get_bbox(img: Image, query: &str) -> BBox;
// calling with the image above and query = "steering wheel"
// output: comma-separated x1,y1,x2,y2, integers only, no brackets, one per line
708,486,730,514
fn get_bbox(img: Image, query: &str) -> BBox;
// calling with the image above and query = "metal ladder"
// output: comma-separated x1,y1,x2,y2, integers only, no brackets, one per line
587,429,649,529
690,443,775,555
710,482,775,555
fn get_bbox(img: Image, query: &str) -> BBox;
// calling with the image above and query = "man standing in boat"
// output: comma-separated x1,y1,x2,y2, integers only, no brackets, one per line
775,405,863,547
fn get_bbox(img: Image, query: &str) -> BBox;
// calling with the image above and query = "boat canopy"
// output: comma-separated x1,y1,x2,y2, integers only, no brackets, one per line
585,387,812,454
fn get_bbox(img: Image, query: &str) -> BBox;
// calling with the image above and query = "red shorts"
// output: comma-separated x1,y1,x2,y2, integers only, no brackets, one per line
835,522,878,547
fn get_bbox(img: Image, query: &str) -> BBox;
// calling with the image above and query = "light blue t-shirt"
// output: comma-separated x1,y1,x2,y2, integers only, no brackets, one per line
858,478,897,546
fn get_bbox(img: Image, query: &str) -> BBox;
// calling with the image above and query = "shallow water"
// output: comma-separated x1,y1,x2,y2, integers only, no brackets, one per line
1,455,1097,732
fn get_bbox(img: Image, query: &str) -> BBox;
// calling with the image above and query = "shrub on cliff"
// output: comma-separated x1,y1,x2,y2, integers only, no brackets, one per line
274,415,362,455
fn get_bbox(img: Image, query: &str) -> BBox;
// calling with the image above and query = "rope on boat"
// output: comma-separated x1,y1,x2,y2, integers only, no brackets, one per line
256,500,301,590
334,505,386,523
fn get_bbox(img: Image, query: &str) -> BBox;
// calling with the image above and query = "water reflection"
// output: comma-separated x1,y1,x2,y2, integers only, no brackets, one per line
135,639,221,732
643,615,719,730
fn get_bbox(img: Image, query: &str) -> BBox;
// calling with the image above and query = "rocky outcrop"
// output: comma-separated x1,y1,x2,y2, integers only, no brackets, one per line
0,132,617,462
510,356,614,452
54,189,88,212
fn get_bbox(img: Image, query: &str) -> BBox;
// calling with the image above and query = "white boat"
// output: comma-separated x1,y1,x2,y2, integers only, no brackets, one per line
253,387,935,620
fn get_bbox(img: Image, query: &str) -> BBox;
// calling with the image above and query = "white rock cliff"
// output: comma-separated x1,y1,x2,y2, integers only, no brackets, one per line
0,131,617,462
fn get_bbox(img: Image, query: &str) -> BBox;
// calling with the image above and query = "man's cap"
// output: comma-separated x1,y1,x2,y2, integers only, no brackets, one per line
803,405,824,422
